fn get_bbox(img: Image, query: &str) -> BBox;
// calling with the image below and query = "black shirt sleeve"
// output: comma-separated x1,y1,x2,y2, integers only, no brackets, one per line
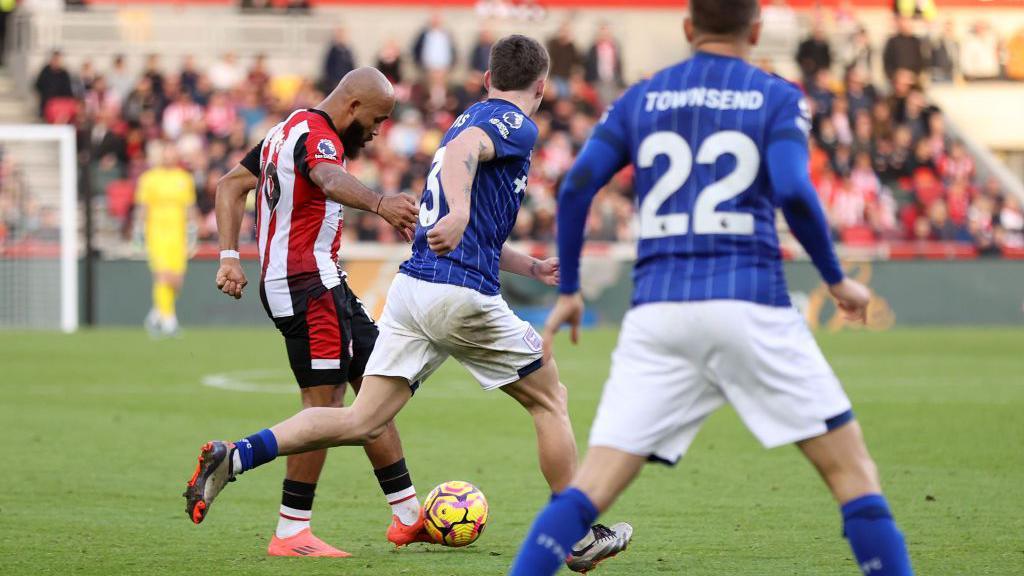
240,141,263,177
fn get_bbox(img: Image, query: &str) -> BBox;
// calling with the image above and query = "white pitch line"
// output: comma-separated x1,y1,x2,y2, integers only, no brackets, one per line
201,370,295,394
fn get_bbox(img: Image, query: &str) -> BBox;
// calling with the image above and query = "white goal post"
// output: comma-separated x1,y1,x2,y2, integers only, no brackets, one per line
0,125,78,333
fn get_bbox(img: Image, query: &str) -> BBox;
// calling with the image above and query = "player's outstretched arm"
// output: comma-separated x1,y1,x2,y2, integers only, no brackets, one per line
767,140,869,322
214,163,257,299
310,163,418,241
427,127,496,256
499,244,559,286
544,135,627,356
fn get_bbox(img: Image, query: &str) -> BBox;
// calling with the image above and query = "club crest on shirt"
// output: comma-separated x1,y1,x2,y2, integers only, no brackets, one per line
523,327,543,352
502,111,524,130
316,139,338,160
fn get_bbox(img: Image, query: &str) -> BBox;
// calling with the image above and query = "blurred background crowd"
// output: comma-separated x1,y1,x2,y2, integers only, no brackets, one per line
22,4,1024,253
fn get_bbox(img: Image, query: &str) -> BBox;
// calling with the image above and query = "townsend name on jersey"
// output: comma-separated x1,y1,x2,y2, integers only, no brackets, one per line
644,88,765,112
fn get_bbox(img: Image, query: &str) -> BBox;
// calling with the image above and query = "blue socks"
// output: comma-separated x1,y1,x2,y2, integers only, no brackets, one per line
842,494,914,575
234,429,279,473
509,488,598,576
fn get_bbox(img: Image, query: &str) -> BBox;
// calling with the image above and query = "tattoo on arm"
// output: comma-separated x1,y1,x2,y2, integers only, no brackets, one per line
460,140,489,202
529,259,539,279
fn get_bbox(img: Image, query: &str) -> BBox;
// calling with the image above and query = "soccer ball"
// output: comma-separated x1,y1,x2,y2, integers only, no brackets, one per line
423,480,489,547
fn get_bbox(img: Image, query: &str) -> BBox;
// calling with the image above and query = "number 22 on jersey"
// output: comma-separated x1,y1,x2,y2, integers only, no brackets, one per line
638,130,759,239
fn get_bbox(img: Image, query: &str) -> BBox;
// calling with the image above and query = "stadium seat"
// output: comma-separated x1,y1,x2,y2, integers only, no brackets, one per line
106,179,135,221
841,226,877,246
43,97,79,125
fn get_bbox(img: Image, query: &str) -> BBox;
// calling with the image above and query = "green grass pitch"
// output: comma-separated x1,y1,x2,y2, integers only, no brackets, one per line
1,327,1022,575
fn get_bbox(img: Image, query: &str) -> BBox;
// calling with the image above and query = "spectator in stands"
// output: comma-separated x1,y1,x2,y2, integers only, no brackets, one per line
322,27,356,93
121,76,159,126
161,89,201,140
35,50,73,118
807,69,835,122
204,92,237,139
1006,28,1024,81
248,53,271,96
412,13,457,74
842,26,874,75
845,66,877,122
74,59,97,98
142,54,165,99
998,195,1024,248
209,52,245,92
585,22,624,106
961,21,1002,81
547,21,581,96
796,21,831,85
930,20,959,83
83,75,121,120
883,16,928,83
107,55,134,102
469,27,494,73
376,38,404,85
180,55,201,100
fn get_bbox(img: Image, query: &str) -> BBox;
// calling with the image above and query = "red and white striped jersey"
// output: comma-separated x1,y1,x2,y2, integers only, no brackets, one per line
255,109,347,318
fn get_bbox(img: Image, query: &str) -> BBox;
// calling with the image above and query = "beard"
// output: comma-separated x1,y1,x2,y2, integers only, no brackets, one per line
340,119,368,159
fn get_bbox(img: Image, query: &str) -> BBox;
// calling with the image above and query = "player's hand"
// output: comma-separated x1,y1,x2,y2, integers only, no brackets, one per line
427,212,469,257
542,293,584,363
828,278,870,324
216,258,248,300
377,193,418,242
531,257,560,287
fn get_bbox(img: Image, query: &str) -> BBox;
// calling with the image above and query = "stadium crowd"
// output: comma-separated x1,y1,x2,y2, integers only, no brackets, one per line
22,10,1024,253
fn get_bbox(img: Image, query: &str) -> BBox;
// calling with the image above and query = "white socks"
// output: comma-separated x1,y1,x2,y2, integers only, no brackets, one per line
276,505,311,539
387,486,421,526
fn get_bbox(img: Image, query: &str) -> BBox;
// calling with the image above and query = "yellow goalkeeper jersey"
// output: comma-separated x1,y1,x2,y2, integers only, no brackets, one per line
136,166,195,245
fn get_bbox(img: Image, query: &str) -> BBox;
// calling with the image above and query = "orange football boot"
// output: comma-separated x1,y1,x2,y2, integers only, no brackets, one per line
267,529,352,558
386,508,436,547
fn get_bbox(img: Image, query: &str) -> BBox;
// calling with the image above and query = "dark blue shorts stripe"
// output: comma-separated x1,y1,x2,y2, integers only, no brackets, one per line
647,454,680,467
825,409,855,431
517,358,544,379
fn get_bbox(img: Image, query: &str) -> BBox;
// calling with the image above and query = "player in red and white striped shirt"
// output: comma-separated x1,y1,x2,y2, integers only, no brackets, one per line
204,68,429,556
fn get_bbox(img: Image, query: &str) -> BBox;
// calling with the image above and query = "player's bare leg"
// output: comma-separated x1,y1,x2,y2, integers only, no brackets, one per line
271,374,412,453
501,359,576,492
502,362,634,573
798,419,881,503
348,377,434,547
798,419,914,574
268,383,352,557
184,375,412,525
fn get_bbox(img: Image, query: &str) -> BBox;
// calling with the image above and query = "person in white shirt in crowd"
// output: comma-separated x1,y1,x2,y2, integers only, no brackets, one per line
961,20,1002,81
209,52,246,92
412,13,456,74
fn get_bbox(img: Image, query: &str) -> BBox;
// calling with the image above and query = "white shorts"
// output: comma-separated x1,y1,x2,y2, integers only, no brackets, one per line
363,273,544,391
589,301,852,464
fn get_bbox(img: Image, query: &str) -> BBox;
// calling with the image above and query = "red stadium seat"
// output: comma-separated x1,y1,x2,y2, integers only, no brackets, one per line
44,97,79,125
106,179,135,220
840,226,876,246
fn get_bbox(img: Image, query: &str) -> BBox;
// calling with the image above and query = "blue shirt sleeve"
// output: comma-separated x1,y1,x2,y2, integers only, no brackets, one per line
557,89,635,295
766,94,844,285
471,107,537,160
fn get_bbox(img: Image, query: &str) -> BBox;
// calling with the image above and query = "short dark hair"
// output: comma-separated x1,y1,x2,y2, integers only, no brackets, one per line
489,34,549,91
690,0,760,36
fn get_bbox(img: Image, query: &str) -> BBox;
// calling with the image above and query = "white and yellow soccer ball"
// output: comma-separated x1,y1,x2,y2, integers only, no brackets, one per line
423,480,489,547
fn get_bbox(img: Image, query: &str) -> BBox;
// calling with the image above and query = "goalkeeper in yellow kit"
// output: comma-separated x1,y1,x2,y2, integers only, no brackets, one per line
136,144,197,336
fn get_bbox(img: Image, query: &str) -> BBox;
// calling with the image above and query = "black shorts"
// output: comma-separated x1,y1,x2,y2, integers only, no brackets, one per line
271,280,378,388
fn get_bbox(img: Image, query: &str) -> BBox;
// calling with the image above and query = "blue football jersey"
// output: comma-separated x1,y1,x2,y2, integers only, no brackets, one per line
400,99,538,295
593,52,812,308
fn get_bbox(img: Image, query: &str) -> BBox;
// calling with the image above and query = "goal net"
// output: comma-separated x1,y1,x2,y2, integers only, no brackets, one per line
0,125,77,332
